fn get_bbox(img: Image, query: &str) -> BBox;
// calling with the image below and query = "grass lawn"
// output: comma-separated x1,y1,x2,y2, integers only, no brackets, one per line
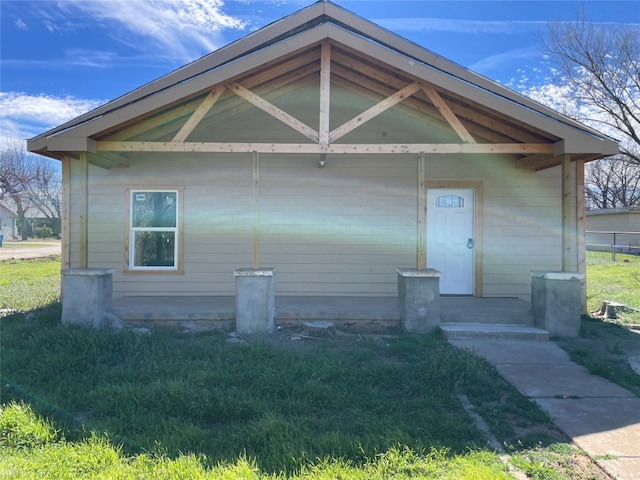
1,255,630,479
585,251,640,323
2,305,570,479
0,258,61,311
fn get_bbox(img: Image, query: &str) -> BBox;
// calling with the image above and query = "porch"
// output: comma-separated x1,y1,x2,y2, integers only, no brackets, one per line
110,295,547,340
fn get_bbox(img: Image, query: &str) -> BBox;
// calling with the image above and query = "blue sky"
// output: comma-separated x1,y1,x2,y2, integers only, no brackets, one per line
1,0,639,144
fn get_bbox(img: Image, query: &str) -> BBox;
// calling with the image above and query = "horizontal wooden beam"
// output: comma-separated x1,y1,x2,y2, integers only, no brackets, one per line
98,141,554,155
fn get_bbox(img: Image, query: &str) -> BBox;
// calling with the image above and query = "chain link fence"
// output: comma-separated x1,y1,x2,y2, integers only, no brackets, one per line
586,231,640,261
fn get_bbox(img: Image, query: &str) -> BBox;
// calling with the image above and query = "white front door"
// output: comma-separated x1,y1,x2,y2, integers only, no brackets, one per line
426,188,475,295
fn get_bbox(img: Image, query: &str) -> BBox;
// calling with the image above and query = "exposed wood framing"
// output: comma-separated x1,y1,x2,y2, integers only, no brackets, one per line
78,152,89,268
61,156,71,270
253,151,261,269
475,184,484,298
224,80,319,142
421,84,476,144
188,72,318,138
328,81,421,142
97,141,554,155
172,86,225,142
561,154,572,271
417,152,426,269
576,159,587,312
319,41,331,147
85,43,565,169
108,51,321,142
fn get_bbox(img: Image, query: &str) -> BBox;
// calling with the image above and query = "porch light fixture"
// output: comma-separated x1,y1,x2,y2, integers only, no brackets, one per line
318,153,327,168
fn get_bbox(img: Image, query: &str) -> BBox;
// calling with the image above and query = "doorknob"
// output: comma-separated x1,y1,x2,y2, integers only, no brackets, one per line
467,238,474,249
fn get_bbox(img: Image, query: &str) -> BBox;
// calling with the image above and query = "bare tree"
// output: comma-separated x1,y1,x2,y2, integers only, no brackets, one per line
585,157,640,209
1,139,62,239
542,10,640,165
0,139,31,201
1,140,34,239
27,159,62,220
532,12,640,208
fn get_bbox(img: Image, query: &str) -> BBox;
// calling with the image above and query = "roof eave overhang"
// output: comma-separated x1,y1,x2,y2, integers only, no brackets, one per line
554,138,619,157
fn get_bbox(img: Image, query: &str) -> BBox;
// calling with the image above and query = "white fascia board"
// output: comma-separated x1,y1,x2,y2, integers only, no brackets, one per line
554,138,619,156
46,137,97,153
26,136,50,153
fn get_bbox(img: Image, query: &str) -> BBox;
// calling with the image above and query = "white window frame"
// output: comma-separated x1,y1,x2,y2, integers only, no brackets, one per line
126,187,183,273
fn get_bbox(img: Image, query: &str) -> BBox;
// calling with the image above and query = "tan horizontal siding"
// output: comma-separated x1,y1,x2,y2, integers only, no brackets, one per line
62,147,578,300
259,154,416,296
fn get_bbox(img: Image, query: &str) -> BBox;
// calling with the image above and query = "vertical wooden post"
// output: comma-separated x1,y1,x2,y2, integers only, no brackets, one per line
61,155,71,270
417,152,426,269
253,151,260,269
561,154,572,272
79,152,89,268
576,159,587,312
319,40,331,148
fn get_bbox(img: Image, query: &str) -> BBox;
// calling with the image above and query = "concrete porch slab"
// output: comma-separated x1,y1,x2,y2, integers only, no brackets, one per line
111,296,533,325
111,296,236,322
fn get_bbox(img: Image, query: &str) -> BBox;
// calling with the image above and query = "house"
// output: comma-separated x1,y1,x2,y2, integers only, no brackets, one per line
0,204,18,240
27,1,618,333
586,208,640,253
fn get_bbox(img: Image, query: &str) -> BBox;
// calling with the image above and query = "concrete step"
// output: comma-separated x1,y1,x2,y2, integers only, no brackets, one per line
440,323,549,341
440,297,534,325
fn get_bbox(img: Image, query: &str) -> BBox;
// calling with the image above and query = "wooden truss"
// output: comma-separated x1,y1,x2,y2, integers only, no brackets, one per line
95,41,555,163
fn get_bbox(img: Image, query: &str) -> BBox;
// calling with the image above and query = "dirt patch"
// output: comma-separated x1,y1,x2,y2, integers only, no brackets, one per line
0,241,61,260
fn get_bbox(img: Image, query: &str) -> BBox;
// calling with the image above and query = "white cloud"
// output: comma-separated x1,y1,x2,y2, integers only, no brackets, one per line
52,0,248,61
375,18,546,35
468,46,540,75
14,19,27,30
0,92,106,142
512,67,631,147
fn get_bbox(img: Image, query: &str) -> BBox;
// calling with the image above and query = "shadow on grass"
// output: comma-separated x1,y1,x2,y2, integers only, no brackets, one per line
1,303,563,474
555,316,640,397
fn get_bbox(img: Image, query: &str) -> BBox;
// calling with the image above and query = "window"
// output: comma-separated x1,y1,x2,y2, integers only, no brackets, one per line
435,195,464,208
128,189,181,271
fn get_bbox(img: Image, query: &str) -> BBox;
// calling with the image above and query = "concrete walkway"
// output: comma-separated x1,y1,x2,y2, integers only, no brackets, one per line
450,339,640,480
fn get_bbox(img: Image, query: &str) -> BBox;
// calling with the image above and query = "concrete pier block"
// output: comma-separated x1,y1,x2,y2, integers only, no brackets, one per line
61,268,115,327
531,271,585,337
234,268,275,333
398,268,441,333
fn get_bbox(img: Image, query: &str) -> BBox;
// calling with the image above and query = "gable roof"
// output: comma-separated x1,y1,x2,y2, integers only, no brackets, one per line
0,204,18,218
28,0,618,169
